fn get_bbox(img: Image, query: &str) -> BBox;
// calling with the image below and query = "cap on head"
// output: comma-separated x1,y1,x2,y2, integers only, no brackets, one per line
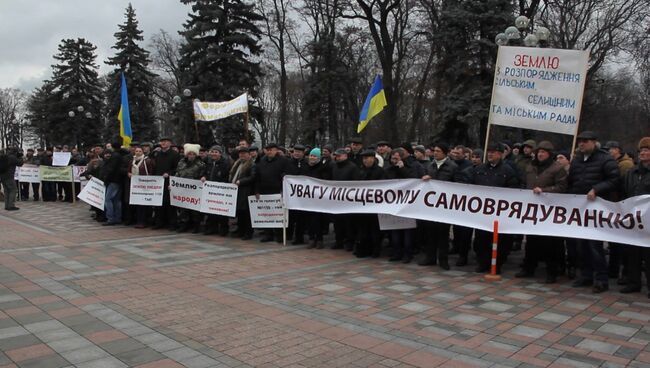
399,143,414,155
334,148,348,156
293,144,306,151
309,148,321,158
576,131,598,141
349,137,363,144
360,149,376,157
604,141,620,150
209,145,223,153
432,142,449,154
522,139,537,149
265,142,279,149
487,142,505,153
159,137,173,143
536,140,554,152
638,137,650,150
183,143,201,156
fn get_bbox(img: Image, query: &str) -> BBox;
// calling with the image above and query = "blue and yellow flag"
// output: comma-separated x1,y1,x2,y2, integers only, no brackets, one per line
357,75,388,133
118,72,132,147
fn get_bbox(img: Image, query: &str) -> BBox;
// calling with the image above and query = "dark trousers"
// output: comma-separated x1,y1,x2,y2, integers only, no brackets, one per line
334,214,356,248
42,182,57,201
474,229,510,271
625,245,650,289
288,209,306,241
608,243,625,278
1,175,17,209
154,182,176,229
391,229,414,260
523,235,564,276
237,210,252,237
135,205,152,226
307,211,324,241
453,225,473,259
566,238,578,269
61,182,73,202
20,182,40,200
205,214,229,235
178,209,201,230
422,221,450,263
357,214,381,257
578,239,608,284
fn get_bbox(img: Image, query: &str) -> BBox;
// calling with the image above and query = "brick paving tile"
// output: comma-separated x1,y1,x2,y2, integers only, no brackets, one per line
1,202,650,368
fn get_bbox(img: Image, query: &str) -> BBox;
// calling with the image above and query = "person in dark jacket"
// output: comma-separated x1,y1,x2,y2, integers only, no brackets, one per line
452,148,484,266
331,148,360,250
201,145,232,235
465,143,520,273
620,137,650,298
304,148,330,249
287,144,309,244
230,147,255,240
356,149,386,258
152,137,181,230
568,131,620,293
385,148,423,263
254,143,290,242
419,142,460,270
20,149,40,201
127,146,155,228
175,144,206,233
516,141,568,283
348,137,364,167
100,143,125,225
0,147,22,211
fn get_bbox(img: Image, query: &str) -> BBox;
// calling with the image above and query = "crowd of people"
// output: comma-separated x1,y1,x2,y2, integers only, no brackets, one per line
1,131,649,298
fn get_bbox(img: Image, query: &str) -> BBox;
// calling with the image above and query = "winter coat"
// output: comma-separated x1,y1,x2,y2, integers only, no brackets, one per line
82,158,103,180
254,155,289,194
466,159,520,188
331,159,360,181
0,152,21,178
617,154,635,177
230,158,255,212
175,157,206,180
524,158,568,193
305,161,331,180
425,158,460,182
203,156,231,183
453,158,472,172
101,150,124,184
349,150,363,168
360,162,385,181
128,156,155,176
287,157,309,176
152,148,180,176
568,149,619,199
622,163,650,199
384,156,424,179
23,155,40,166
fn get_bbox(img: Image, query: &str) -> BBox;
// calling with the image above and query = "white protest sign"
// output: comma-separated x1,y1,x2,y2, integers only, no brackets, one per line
17,165,41,183
378,214,417,230
283,176,650,248
193,93,248,121
130,176,165,206
248,194,286,228
77,177,105,210
73,166,86,183
488,46,589,135
52,152,72,166
169,176,202,211
200,181,239,217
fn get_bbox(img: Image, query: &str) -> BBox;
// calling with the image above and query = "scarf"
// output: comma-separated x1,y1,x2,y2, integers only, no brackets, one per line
131,155,148,176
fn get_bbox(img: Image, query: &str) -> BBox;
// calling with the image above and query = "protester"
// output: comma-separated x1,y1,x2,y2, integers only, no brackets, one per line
20,148,40,201
0,147,22,211
303,148,331,249
201,145,231,235
568,131,620,293
175,143,205,233
100,143,125,225
254,143,289,243
357,149,385,257
127,146,155,228
229,146,255,240
152,137,180,230
331,148,360,250
287,144,308,244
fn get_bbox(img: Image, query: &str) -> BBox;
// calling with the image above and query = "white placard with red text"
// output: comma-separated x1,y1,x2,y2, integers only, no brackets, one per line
169,176,202,211
130,176,165,206
200,181,238,217
248,194,286,228
17,165,41,183
77,177,105,210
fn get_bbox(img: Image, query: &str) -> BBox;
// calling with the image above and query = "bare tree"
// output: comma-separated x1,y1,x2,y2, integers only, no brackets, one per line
0,88,28,149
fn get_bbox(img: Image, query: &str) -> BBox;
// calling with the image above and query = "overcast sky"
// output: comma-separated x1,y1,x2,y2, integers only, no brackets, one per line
0,0,190,92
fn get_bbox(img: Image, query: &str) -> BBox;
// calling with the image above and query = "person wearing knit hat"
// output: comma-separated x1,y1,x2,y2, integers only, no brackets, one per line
516,139,568,284
304,147,329,249
619,137,650,296
309,148,321,159
174,143,206,233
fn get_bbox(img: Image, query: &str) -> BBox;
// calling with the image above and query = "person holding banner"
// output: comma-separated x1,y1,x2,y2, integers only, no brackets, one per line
568,131,620,293
152,137,181,230
356,149,385,257
331,148,361,250
174,144,206,233
127,146,155,228
230,146,255,240
620,137,650,298
465,143,520,274
517,141,568,284
287,144,309,245
201,145,231,236
302,148,332,249
420,142,460,270
100,144,126,226
20,149,40,201
254,143,290,243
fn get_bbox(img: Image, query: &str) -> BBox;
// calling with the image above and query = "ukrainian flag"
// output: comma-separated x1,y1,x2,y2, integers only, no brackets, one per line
118,72,132,147
357,75,388,133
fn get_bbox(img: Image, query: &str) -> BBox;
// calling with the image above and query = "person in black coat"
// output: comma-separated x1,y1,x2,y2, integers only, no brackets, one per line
152,137,181,230
304,148,330,249
568,131,620,293
419,142,460,270
331,148,360,250
465,143,520,273
100,143,125,225
356,149,386,258
201,145,232,236
230,147,256,240
254,143,290,242
384,147,423,263
287,144,309,244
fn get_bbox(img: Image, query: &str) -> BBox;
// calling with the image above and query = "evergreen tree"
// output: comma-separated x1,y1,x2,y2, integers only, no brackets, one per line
105,3,157,143
434,0,514,146
47,38,103,147
179,0,263,146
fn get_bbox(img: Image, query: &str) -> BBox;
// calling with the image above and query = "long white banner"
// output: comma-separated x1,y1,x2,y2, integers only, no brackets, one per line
282,176,650,247
193,93,248,122
489,46,588,135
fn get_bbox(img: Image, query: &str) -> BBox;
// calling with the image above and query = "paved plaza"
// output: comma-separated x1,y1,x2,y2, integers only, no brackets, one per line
0,202,649,367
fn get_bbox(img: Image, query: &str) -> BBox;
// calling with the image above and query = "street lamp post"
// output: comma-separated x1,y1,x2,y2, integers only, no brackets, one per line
173,89,199,143
495,15,550,48
68,105,93,149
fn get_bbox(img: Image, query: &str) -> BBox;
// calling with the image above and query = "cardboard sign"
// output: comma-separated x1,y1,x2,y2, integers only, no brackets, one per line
40,166,73,182
169,176,202,211
248,194,286,228
77,177,105,210
200,181,239,217
17,165,41,183
52,152,71,166
378,214,417,230
129,176,165,206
